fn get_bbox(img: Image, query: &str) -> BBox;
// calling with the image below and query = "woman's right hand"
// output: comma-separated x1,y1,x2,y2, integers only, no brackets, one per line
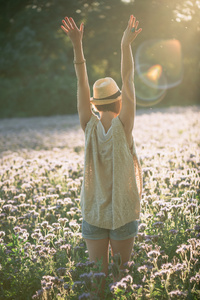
121,15,142,47
61,17,84,46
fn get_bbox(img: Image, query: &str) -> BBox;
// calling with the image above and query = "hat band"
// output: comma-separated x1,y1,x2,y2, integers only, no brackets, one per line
91,98,120,105
93,90,121,101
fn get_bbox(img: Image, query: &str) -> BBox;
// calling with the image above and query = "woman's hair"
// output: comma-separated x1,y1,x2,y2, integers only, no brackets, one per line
94,99,121,114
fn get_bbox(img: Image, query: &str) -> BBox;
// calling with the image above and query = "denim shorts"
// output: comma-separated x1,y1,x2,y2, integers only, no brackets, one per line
82,219,138,241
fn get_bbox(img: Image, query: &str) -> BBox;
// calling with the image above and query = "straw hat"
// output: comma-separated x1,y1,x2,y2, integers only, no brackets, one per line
90,77,121,105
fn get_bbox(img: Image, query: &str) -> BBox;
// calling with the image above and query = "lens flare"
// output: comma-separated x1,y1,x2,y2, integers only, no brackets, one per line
146,64,162,82
135,39,183,107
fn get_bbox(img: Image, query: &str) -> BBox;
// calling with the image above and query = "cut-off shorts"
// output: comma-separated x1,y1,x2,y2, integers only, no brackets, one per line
82,219,139,241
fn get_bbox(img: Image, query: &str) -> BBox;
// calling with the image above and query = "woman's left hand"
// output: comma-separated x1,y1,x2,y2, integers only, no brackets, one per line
121,15,142,47
61,17,84,46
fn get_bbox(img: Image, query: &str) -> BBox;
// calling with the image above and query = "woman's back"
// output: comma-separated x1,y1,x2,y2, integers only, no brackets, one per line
81,113,142,230
99,111,116,133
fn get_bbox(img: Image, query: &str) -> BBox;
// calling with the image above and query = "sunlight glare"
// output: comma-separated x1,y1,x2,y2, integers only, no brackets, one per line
146,65,162,82
135,39,183,106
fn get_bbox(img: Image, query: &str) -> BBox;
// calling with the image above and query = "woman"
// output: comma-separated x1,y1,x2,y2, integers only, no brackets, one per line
61,15,142,281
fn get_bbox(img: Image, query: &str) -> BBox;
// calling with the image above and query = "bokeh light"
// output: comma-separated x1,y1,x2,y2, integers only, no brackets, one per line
135,39,183,107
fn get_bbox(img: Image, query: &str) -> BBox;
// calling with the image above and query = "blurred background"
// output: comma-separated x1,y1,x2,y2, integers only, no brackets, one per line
0,0,199,118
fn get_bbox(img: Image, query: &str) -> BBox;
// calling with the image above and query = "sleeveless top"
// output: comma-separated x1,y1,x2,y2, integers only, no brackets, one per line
80,113,142,230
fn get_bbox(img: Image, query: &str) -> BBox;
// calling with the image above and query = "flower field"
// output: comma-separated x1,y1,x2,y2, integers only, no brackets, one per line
0,106,199,299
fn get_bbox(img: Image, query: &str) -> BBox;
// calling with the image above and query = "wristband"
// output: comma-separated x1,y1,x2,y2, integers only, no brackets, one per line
73,59,86,65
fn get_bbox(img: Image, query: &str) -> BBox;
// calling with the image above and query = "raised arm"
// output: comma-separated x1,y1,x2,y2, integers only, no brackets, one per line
61,17,92,131
119,15,142,134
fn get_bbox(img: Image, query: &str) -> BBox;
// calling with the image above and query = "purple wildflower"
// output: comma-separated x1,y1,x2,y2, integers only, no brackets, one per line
169,290,188,298
78,293,91,300
80,272,93,290
147,250,160,258
190,273,200,284
153,221,164,228
121,275,133,284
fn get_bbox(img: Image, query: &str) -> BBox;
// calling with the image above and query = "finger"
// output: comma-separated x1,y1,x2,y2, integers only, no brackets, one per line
128,15,133,28
135,20,139,30
65,17,73,29
135,27,142,34
80,22,84,33
62,20,70,31
61,25,68,34
131,16,136,28
70,17,79,30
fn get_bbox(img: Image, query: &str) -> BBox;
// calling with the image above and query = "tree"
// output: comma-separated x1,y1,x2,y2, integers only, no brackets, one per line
0,0,199,117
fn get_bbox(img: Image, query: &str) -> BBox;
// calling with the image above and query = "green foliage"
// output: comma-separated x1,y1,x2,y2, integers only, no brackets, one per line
0,0,199,118
0,234,42,298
